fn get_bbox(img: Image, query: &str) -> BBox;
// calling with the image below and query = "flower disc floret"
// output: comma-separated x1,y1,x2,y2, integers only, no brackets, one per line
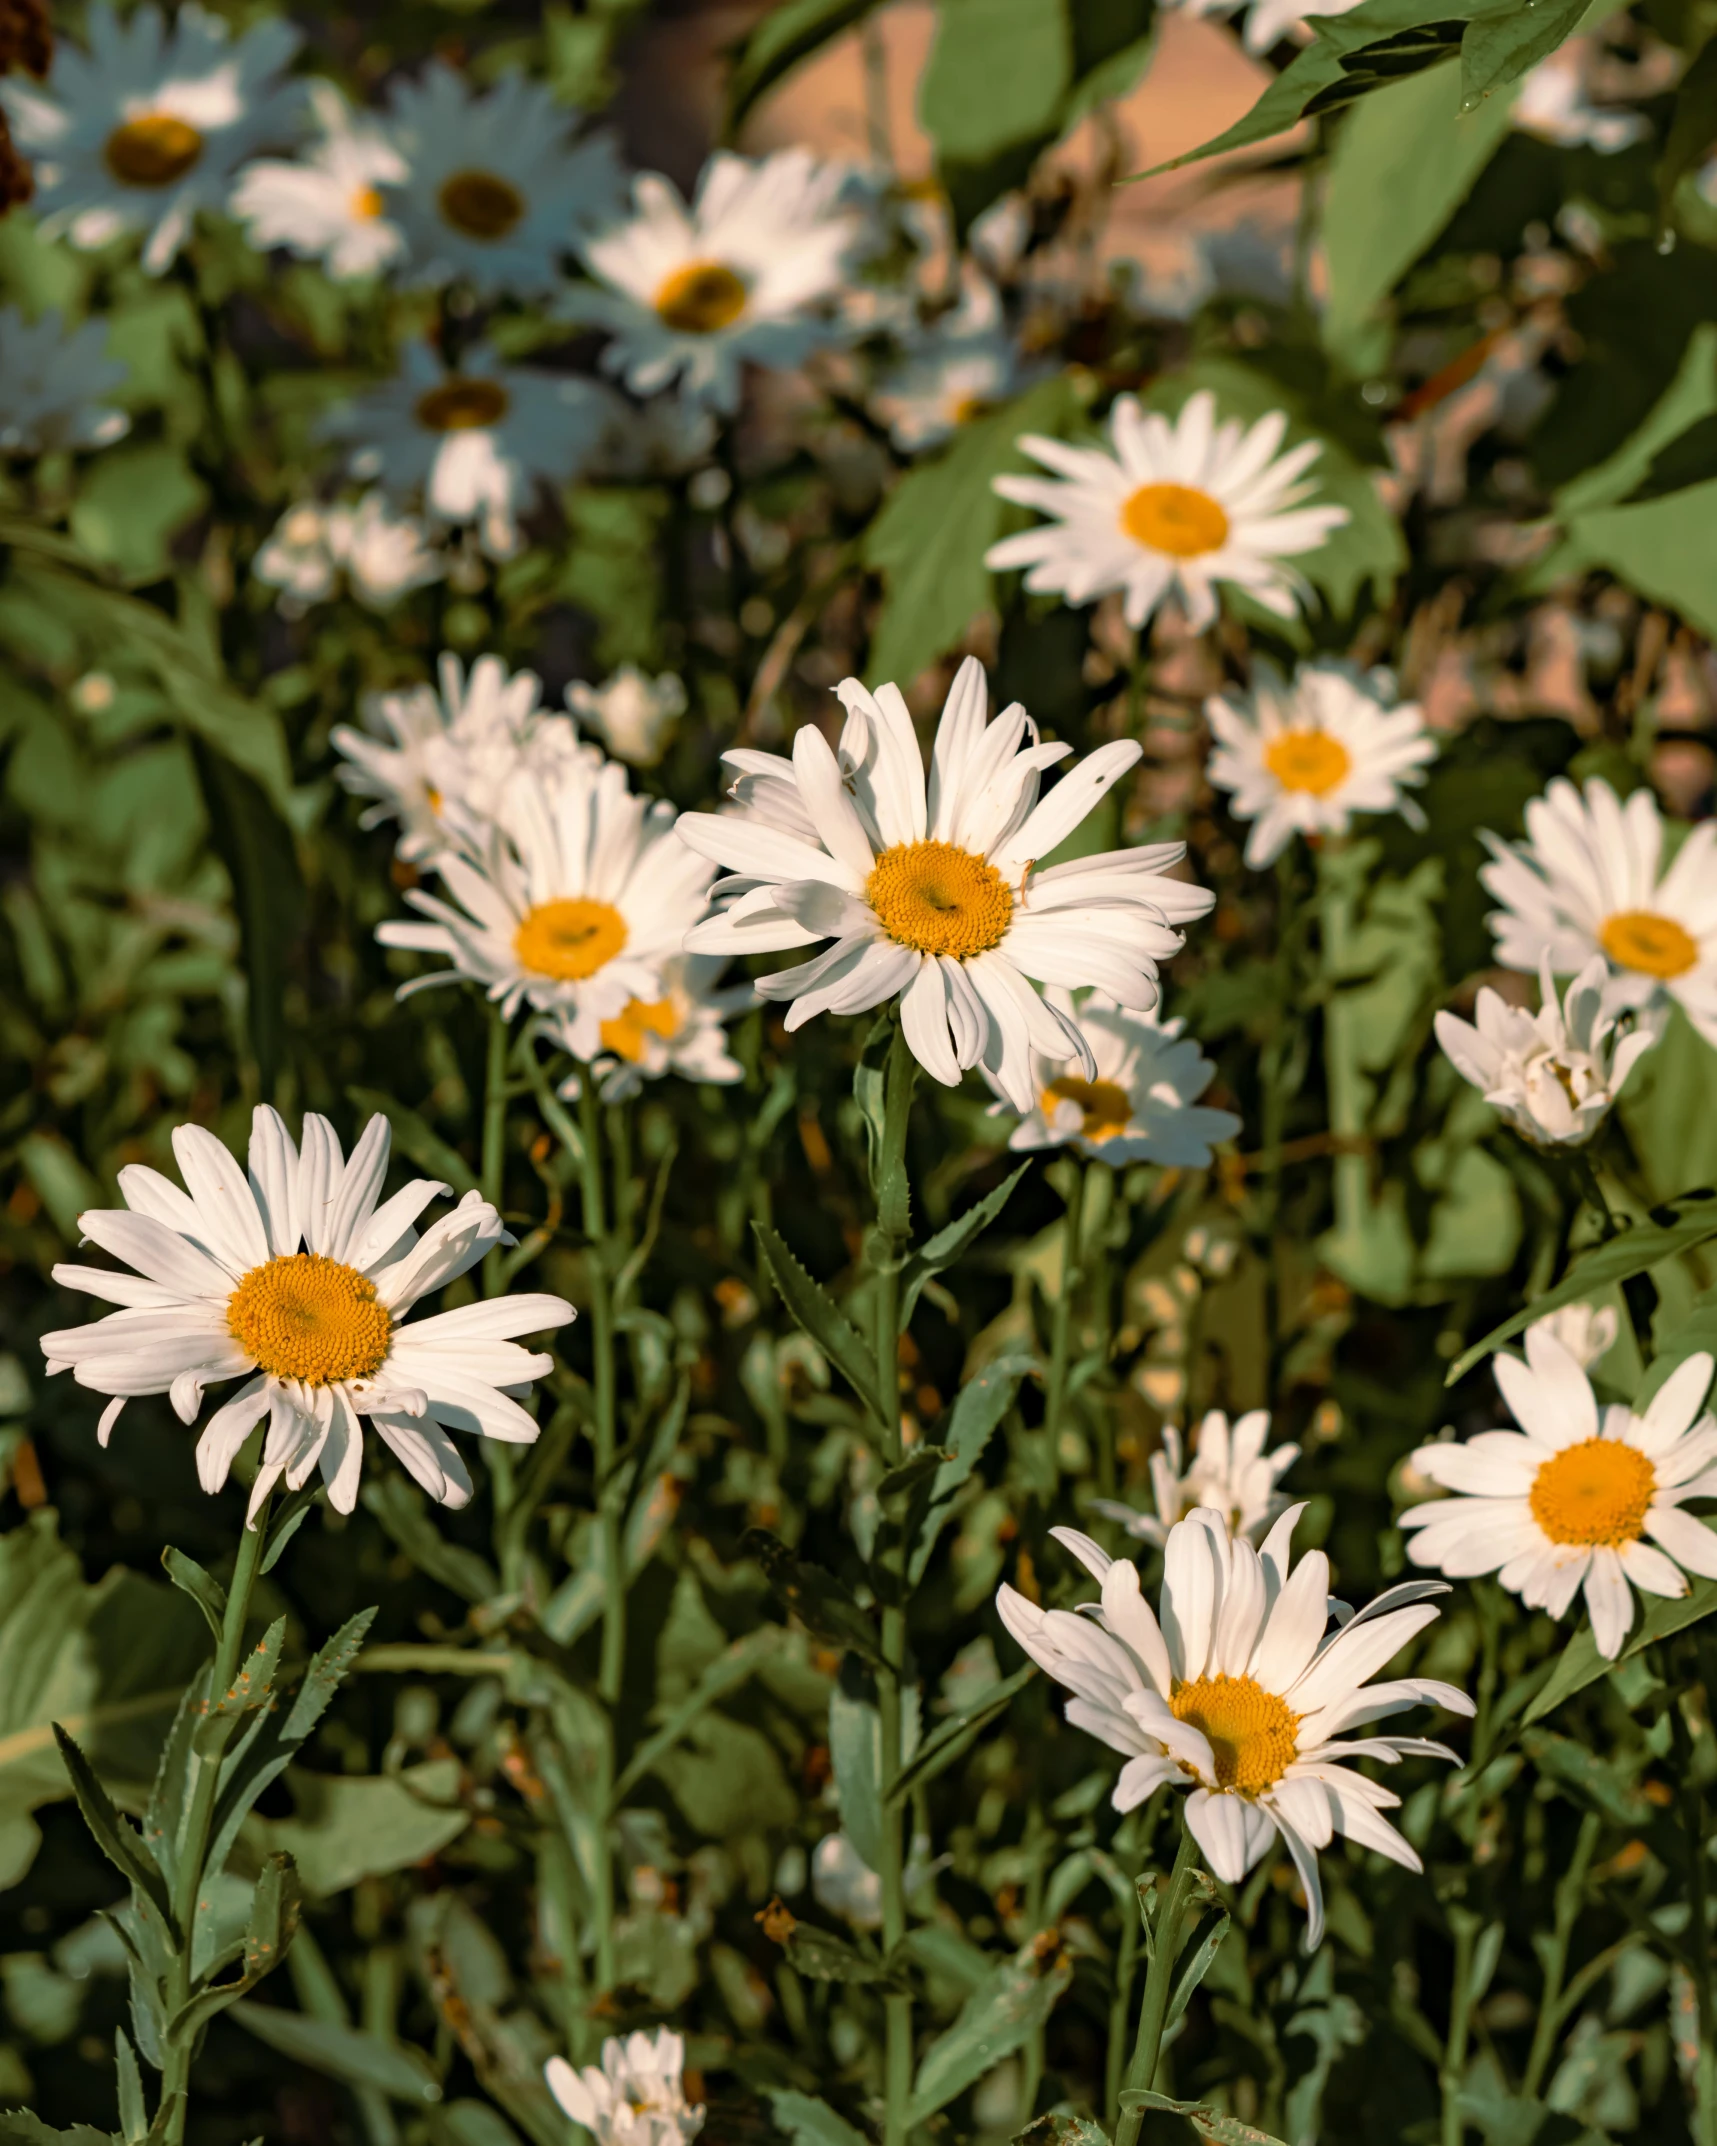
1171,1674,1300,1793
105,112,200,185
1529,1438,1655,1547
227,1253,392,1387
655,260,748,333
416,376,510,433
1598,908,1698,980
1262,729,1352,797
515,897,629,982
1041,1073,1131,1143
1120,481,1229,558
438,167,525,239
865,840,1013,959
599,996,679,1062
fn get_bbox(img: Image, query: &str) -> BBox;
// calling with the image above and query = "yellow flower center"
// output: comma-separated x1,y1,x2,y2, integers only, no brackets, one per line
1119,481,1230,559
437,168,526,241
414,377,510,433
350,184,384,220
655,260,749,335
105,112,203,187
1042,1075,1132,1143
227,1254,392,1387
950,393,996,425
514,898,629,982
1171,1674,1301,1794
866,841,1013,960
1599,908,1698,980
600,996,680,1063
1529,1437,1655,1548
1263,728,1353,797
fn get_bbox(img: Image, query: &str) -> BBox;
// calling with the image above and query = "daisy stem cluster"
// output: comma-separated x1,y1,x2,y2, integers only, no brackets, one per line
1114,1823,1205,2146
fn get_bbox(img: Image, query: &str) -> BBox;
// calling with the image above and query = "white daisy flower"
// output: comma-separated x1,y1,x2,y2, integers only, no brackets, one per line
1435,953,1660,1148
999,989,1239,1163
812,1830,884,1931
675,655,1215,1112
987,390,1350,633
1173,0,1364,55
996,1509,1471,1945
322,340,613,557
230,81,405,281
545,2029,704,2146
377,753,716,1056
39,1107,572,1519
565,665,687,768
0,1,301,274
552,956,751,1103
1528,1301,1619,1373
0,305,129,453
1479,776,1717,1046
1512,41,1647,154
380,61,619,298
1400,1328,1717,1659
871,270,1034,453
1092,1410,1300,1550
326,492,445,609
332,652,595,863
567,147,871,413
1205,660,1436,869
254,501,339,608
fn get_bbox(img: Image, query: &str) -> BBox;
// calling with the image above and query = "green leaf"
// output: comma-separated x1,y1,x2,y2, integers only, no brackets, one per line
0,2117,122,2145
363,1476,500,1605
829,1682,889,1874
1119,2094,1290,2145
1448,1191,1717,1382
902,1166,1029,1325
886,1662,1036,1804
1522,1562,1717,1723
1459,0,1592,108
910,1353,1034,1584
1659,34,1717,233
751,1221,885,1422
1639,1298,1717,1411
51,1725,176,1937
195,1617,284,1747
345,1088,479,1197
252,1759,471,1897
159,1548,226,1644
779,1918,905,1987
743,1528,887,1669
768,2092,873,2146
68,442,207,584
1013,2119,1111,2146
907,1937,1072,2126
116,2028,147,2144
190,741,303,1099
1552,477,1717,641
228,2001,444,2103
1519,1729,1657,1824
164,1851,303,2044
920,0,1071,168
726,0,882,129
865,375,1080,688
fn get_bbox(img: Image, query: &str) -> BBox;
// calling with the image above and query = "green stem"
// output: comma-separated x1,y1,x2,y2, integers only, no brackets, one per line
1671,1697,1717,2146
1115,1825,1203,2146
1440,1907,1479,2146
481,1005,509,1297
577,1075,624,1712
158,1494,275,2140
1317,847,1368,1251
1104,1816,1145,2127
1043,1161,1087,1457
1521,1810,1600,2100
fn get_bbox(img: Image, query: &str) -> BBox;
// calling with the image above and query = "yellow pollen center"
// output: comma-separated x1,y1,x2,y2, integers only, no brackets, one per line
600,996,680,1063
351,184,384,220
105,112,203,187
414,377,510,433
1119,481,1230,559
1043,1075,1132,1143
951,393,996,425
1529,1437,1655,1548
226,1254,392,1387
866,841,1013,960
1599,908,1698,980
655,260,749,335
514,897,629,982
1171,1674,1300,1794
437,168,526,241
1263,728,1353,797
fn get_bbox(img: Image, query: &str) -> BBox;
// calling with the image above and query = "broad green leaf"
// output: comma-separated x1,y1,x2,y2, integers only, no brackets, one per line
52,1725,175,1936
163,1852,303,2044
363,1476,501,1604
886,1662,1036,1804
920,0,1071,167
1551,478,1717,641
910,1356,1034,1585
1659,34,1717,233
648,1711,800,1839
727,0,882,128
907,1937,1072,2125
1522,1560,1717,1723
252,1759,470,1896
1618,1002,1717,1207
430,2108,526,2146
190,743,303,1098
902,1166,1029,1325
752,1220,885,1421
1459,2082,1610,2145
769,2092,873,2146
829,1682,889,1874
1519,1729,1657,1824
743,1528,887,1669
0,2118,121,2144
160,1548,225,1643
68,443,207,584
1639,1297,1717,1410
780,1917,905,1987
229,2001,444,2103
1459,0,1592,108
1119,2094,1289,2146
1551,322,1717,518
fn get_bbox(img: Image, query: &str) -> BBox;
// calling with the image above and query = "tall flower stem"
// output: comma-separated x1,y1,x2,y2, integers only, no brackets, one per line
1115,1823,1203,2146
1521,1810,1600,2099
158,1493,275,2140
1439,1906,1480,2146
576,1074,624,1711
1043,1160,1088,1456
1670,1689,1717,2146
1316,844,1368,1256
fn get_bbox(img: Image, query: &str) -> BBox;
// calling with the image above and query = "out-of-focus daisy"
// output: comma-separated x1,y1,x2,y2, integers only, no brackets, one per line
1000,990,1239,1163
1092,1409,1299,1549
568,148,870,413
677,655,1214,1111
1512,40,1648,153
1175,0,1363,55
987,390,1349,633
253,501,336,607
0,1,300,273
566,665,687,767
871,270,1034,453
1401,1327,1717,1659
0,306,128,453
997,1509,1470,1945
332,653,593,863
552,955,750,1103
1480,776,1717,1045
1205,660,1435,868
39,1107,571,1518
1528,1301,1619,1373
322,340,613,556
255,495,445,612
545,2028,705,2146
381,62,619,298
1435,953,1660,1148
378,754,716,1055
231,81,405,280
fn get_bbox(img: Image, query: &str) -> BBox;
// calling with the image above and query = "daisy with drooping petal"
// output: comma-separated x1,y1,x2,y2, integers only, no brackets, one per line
381,62,620,298
322,339,614,556
986,389,1349,633
1481,776,1717,1047
552,956,751,1103
999,988,1240,1164
1401,1328,1717,1659
377,752,717,1056
567,148,871,413
0,1,301,273
0,305,129,453
996,1508,1471,1945
1091,1409,1300,1550
230,80,404,280
1205,660,1436,869
545,2028,704,2146
39,1107,572,1519
1435,953,1660,1147
676,655,1215,1111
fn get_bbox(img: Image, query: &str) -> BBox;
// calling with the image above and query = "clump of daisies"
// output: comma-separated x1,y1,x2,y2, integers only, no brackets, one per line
676,654,1214,1110
997,1509,1471,1944
254,494,443,614
999,990,1240,1164
546,2028,704,2146
986,389,1349,633
0,305,129,454
553,956,750,1104
1205,660,1437,867
1092,1409,1300,1549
